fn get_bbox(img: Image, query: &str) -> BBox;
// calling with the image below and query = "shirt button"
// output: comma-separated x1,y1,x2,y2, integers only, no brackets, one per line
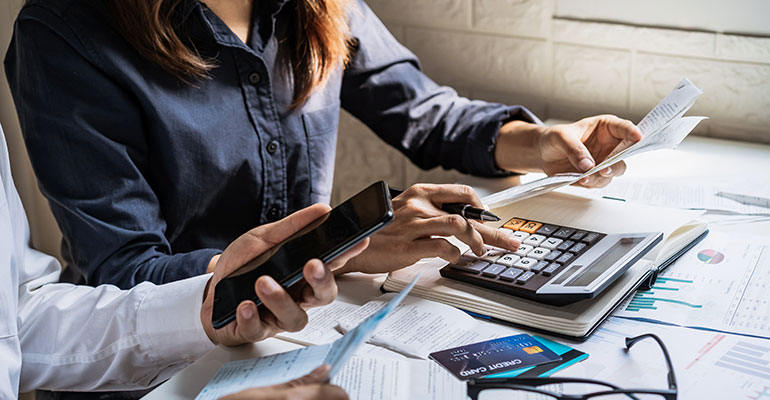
267,206,281,221
248,72,261,85
266,140,279,154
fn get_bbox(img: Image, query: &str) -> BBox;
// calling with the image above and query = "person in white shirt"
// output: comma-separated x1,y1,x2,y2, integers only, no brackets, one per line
0,125,356,399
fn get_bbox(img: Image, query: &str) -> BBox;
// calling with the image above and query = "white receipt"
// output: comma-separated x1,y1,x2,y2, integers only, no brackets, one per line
337,294,512,359
277,301,358,345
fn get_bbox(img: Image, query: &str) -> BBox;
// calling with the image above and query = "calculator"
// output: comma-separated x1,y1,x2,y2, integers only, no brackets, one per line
440,217,663,305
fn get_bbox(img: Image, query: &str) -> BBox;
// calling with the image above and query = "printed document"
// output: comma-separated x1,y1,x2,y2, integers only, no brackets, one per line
562,178,770,216
483,78,705,209
574,317,770,399
615,231,770,338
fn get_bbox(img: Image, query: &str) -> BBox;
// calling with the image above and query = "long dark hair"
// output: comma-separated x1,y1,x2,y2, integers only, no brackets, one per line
105,0,352,108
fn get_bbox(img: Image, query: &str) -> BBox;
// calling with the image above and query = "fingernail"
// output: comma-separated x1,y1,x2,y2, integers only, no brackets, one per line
578,158,594,172
312,263,326,280
602,167,613,176
510,237,521,249
581,177,590,185
241,305,253,319
259,278,281,294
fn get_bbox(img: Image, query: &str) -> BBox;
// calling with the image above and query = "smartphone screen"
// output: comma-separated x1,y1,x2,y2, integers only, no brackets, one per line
211,181,393,328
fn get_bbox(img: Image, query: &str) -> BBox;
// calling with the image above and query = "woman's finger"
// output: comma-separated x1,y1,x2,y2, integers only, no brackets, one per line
468,220,520,251
603,115,643,142
255,276,309,332
324,238,369,272
609,161,627,177
550,128,596,172
300,259,338,307
579,173,613,188
405,184,485,208
409,237,463,263
413,214,486,255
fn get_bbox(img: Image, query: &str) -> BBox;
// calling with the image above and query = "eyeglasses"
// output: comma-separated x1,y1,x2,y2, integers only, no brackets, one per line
466,333,677,400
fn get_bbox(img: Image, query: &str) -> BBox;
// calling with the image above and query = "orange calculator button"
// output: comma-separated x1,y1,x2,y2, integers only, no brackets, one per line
519,221,543,233
503,218,527,231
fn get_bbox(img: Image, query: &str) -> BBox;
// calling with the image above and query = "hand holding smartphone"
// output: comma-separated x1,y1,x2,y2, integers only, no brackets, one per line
211,181,394,329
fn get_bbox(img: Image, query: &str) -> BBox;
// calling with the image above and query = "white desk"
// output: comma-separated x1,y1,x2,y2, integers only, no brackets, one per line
145,135,770,399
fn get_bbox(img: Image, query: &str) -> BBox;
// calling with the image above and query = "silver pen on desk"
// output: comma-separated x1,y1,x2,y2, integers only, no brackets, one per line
716,191,770,209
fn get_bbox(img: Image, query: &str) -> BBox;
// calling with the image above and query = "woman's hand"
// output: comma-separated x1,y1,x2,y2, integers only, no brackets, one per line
338,184,521,274
200,204,369,346
495,115,643,188
221,365,348,400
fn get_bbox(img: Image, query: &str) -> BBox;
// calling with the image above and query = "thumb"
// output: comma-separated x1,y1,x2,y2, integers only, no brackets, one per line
553,129,595,172
260,203,332,245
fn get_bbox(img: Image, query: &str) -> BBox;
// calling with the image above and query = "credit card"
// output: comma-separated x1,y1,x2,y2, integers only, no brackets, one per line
429,334,561,381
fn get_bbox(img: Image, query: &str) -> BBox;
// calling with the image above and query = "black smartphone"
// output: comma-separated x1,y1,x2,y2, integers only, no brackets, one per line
211,181,394,329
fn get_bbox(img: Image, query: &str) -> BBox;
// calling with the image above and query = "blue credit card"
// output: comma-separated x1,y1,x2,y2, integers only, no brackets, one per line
429,334,561,381
482,335,588,379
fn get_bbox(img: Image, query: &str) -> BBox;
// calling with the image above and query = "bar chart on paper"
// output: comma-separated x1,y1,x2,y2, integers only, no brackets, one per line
625,277,703,312
617,232,770,338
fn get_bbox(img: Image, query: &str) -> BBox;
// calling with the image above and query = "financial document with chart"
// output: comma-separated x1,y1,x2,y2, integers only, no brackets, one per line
616,231,770,338
575,318,770,400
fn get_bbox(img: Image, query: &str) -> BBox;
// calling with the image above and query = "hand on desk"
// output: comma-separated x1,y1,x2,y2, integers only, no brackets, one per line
200,204,369,346
220,365,348,400
338,184,521,274
495,114,643,188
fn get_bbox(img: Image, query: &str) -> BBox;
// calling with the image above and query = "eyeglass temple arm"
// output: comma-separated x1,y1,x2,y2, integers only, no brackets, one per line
625,334,678,391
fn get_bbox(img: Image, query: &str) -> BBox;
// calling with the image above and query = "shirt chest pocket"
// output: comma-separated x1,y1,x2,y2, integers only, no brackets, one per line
302,104,340,204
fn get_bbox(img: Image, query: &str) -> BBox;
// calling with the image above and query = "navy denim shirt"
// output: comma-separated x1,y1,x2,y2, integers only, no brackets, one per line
5,0,541,289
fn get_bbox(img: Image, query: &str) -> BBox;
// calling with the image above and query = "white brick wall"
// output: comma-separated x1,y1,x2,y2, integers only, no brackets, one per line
332,0,770,202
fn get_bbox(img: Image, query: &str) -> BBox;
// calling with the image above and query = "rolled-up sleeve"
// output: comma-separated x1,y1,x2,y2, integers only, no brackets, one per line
341,0,543,177
4,7,220,288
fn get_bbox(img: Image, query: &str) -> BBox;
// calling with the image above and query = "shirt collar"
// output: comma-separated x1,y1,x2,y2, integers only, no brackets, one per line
176,0,289,53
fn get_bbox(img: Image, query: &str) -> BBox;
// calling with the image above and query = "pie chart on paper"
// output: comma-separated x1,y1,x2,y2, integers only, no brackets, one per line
697,249,725,264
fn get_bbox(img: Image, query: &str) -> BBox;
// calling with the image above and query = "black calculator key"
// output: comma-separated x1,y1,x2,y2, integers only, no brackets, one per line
556,252,575,264
544,250,562,262
531,260,550,272
570,242,587,253
570,230,587,241
536,224,559,235
450,257,488,274
516,271,535,284
553,228,576,239
481,263,507,277
542,263,560,276
499,267,524,281
582,232,602,244
556,240,575,251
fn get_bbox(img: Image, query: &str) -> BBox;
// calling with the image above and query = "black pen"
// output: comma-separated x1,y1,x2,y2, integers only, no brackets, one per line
389,188,501,222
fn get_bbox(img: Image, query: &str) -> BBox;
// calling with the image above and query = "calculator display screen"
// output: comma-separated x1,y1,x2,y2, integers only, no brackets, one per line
566,237,643,287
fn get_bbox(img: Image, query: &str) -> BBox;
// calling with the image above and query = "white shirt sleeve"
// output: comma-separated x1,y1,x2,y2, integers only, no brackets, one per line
0,126,216,396
17,264,215,392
